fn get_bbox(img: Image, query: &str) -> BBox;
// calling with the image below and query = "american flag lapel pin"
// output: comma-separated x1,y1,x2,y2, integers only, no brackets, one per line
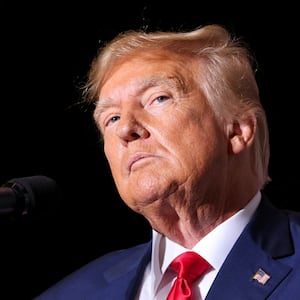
252,268,271,285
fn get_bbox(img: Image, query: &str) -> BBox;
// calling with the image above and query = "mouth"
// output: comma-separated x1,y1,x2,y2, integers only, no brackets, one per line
128,153,155,171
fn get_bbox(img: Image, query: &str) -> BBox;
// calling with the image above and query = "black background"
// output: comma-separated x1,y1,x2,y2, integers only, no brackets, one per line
1,1,299,299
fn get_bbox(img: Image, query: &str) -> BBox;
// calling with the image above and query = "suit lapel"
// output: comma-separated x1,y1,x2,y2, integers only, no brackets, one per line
206,195,294,299
96,241,152,300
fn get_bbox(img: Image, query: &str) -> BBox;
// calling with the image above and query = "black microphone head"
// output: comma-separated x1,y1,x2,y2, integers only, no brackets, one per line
5,175,61,219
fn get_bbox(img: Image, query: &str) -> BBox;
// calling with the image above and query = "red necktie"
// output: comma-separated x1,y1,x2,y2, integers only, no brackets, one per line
166,251,210,300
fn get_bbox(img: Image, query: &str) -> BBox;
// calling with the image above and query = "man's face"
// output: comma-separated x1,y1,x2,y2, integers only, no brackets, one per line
94,52,228,214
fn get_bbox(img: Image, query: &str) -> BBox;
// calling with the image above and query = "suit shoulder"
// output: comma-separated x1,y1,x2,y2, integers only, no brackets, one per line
33,241,151,300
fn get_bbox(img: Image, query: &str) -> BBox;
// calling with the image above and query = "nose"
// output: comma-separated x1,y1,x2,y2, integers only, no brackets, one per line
116,114,149,143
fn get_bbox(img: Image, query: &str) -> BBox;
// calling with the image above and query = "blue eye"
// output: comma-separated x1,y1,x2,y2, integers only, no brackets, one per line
156,95,170,103
108,116,120,124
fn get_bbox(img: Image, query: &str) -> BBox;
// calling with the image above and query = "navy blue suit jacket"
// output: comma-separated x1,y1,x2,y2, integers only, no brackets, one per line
35,194,300,299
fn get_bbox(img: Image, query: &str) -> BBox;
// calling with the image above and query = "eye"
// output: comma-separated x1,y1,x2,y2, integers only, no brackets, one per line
108,115,120,125
102,115,120,128
143,93,172,110
155,95,170,103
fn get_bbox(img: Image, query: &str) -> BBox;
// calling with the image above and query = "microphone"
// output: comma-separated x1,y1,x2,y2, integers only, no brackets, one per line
0,175,60,218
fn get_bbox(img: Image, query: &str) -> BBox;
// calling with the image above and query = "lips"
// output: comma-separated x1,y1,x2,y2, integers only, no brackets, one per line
127,152,154,171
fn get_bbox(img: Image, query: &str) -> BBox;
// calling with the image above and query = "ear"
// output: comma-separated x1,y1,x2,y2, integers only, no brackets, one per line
227,116,256,154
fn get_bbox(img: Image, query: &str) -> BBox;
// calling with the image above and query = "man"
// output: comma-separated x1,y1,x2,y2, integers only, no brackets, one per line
35,24,300,299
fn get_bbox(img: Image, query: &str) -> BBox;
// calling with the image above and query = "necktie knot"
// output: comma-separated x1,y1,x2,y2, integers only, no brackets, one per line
167,251,210,300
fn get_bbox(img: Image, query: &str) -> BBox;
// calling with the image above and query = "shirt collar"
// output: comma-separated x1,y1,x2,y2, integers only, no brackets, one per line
150,191,261,292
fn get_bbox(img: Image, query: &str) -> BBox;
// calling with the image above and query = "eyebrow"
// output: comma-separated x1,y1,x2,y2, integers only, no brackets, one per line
94,75,185,118
138,76,185,93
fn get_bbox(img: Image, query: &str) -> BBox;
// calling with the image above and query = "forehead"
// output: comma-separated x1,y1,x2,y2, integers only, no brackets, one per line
100,50,196,95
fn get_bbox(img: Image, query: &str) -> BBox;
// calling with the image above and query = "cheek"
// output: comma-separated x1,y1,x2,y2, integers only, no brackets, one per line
104,140,121,175
177,127,223,168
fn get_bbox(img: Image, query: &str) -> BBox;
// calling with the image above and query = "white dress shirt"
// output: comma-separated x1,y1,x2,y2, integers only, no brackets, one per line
136,191,261,299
